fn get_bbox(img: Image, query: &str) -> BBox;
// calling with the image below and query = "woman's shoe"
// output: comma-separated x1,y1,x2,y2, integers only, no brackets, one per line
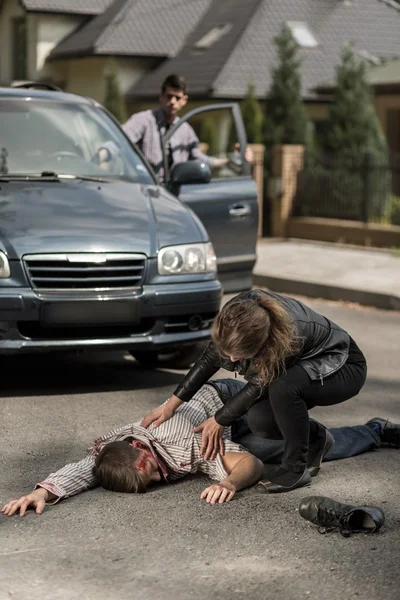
256,468,312,494
308,425,335,477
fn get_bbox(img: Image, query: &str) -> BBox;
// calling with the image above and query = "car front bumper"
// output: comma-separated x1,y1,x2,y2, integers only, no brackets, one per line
0,280,222,354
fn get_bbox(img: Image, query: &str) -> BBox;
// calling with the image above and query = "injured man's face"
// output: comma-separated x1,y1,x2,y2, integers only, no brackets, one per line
129,440,163,487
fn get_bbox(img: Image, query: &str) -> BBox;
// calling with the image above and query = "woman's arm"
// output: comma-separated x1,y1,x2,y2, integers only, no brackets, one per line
214,381,263,427
173,341,222,402
141,342,221,429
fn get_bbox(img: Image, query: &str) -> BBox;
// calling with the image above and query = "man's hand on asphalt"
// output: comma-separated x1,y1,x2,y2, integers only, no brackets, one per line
2,488,49,517
200,481,236,504
193,416,225,460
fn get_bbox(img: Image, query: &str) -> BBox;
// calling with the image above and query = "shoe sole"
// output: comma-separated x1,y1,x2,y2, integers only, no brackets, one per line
308,430,335,477
256,470,312,494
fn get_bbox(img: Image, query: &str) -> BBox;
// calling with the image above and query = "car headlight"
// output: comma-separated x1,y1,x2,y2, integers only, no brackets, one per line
158,242,217,275
0,251,10,278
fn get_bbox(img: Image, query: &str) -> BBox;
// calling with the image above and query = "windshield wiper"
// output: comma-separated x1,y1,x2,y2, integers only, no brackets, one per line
54,173,110,183
0,171,109,183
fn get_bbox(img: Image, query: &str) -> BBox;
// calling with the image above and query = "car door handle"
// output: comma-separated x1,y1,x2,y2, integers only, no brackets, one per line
229,204,251,217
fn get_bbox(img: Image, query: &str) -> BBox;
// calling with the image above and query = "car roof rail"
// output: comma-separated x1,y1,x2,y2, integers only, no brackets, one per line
10,80,63,92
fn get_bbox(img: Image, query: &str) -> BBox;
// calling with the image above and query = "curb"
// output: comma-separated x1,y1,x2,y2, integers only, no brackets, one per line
252,273,400,311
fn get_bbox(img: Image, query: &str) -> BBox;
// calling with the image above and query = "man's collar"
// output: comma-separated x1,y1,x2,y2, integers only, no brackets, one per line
154,107,179,128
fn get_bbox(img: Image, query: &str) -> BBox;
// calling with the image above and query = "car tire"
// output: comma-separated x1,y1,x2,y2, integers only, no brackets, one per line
130,341,208,370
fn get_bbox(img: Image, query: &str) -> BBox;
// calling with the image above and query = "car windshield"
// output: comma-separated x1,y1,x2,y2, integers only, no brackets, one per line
0,97,153,184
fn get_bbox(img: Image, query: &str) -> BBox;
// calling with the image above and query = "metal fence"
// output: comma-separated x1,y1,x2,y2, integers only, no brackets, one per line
293,151,400,225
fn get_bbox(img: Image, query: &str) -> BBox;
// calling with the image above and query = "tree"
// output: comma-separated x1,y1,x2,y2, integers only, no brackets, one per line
263,24,309,171
103,58,127,123
324,43,387,159
241,82,264,144
320,43,389,221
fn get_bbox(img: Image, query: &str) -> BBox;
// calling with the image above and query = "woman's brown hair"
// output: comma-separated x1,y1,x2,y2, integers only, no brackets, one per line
92,441,147,494
211,293,301,386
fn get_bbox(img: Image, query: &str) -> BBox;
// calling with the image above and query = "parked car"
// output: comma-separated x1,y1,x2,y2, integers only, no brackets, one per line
0,84,258,367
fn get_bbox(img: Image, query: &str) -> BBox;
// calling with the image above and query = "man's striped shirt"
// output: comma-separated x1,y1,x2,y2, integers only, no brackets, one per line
37,384,246,502
122,108,214,180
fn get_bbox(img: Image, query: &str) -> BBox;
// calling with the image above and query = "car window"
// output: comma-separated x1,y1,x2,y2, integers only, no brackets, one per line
0,98,153,184
181,108,245,180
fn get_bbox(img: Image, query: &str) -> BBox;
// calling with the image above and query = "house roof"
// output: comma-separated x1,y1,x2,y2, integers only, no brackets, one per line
49,0,213,60
127,0,400,100
20,1,114,14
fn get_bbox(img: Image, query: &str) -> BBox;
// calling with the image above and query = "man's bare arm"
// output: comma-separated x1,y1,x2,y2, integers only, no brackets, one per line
200,452,264,504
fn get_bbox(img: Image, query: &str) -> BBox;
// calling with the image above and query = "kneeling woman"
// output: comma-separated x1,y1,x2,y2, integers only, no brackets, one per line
141,289,367,493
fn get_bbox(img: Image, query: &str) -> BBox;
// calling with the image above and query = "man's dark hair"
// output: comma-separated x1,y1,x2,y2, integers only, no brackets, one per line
92,441,146,494
161,74,187,95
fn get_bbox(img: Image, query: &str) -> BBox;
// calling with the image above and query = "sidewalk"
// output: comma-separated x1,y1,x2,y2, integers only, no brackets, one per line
253,238,400,310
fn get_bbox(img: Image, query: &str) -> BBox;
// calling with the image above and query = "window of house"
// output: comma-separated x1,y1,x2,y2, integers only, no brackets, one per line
12,17,27,80
287,22,318,48
194,24,232,50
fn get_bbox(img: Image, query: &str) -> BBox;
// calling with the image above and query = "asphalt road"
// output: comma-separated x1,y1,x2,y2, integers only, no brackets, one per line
1,296,399,600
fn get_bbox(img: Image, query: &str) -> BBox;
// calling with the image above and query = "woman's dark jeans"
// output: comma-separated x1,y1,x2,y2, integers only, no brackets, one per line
245,339,367,472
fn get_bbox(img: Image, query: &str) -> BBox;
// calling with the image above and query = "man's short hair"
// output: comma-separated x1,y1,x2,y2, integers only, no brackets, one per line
161,74,187,95
92,441,146,493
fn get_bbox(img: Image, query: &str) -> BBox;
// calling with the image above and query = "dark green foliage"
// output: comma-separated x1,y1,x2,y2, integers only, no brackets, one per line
241,82,264,143
199,117,219,156
103,59,127,123
299,44,390,222
324,44,387,159
264,24,309,172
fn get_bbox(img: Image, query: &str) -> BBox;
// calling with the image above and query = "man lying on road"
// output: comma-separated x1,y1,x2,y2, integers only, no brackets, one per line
2,379,399,517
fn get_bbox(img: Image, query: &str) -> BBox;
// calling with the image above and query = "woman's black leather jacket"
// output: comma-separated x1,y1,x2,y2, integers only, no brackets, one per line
173,289,351,426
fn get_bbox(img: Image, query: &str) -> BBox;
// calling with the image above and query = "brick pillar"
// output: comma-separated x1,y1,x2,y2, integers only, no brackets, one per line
271,145,304,237
249,144,265,237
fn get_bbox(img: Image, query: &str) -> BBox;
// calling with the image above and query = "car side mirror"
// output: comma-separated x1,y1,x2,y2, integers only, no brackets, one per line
168,161,211,195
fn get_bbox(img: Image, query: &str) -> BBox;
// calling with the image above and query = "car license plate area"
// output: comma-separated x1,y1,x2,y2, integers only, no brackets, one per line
41,301,140,327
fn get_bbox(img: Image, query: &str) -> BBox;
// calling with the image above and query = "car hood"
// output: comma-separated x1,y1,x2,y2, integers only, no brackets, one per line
0,180,205,259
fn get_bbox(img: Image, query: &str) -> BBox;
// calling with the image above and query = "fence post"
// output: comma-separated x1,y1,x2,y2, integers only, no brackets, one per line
361,151,373,223
248,143,265,237
270,145,304,237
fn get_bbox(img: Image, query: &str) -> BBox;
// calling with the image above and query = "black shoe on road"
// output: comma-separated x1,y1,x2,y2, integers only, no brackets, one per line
256,468,312,494
299,496,385,537
366,417,400,448
308,424,335,477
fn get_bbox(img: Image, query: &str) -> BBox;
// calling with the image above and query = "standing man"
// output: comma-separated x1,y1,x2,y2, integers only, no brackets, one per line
100,74,251,181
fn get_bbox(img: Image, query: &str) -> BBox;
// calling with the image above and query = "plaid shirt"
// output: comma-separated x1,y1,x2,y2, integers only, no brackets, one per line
37,384,246,503
122,108,215,180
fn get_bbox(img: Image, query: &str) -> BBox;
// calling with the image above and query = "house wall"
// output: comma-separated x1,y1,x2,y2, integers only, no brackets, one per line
48,56,159,105
0,0,84,84
0,0,26,83
374,93,400,154
35,13,84,76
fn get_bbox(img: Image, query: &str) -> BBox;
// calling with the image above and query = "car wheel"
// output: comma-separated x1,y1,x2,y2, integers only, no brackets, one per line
131,341,208,370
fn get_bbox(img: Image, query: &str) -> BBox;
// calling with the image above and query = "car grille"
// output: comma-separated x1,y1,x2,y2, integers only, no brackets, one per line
23,253,146,291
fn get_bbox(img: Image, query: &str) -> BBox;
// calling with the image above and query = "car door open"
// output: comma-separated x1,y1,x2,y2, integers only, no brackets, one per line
162,103,259,293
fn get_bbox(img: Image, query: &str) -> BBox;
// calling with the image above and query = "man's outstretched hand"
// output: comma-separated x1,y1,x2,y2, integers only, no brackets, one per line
193,416,225,460
200,481,236,504
2,488,50,517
